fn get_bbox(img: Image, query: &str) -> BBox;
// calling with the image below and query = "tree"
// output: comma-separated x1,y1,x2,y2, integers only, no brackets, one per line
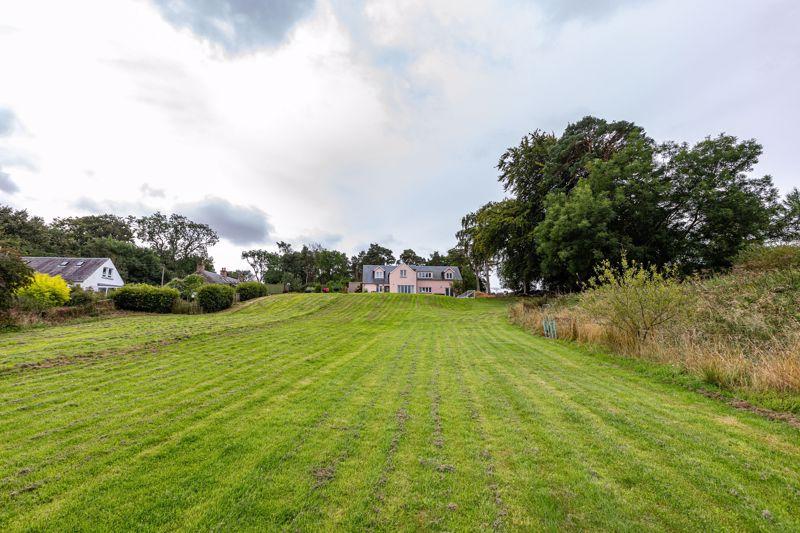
51,214,134,254
397,249,424,265
316,249,350,284
0,205,56,255
445,246,478,293
84,237,163,285
426,251,447,266
242,249,281,283
360,243,395,266
134,212,218,274
780,188,800,242
0,245,33,311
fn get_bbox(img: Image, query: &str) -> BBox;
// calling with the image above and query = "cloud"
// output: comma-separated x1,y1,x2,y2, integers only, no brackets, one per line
149,0,316,53
140,182,166,198
175,196,273,245
0,107,15,136
0,167,18,194
536,0,651,22
73,196,155,216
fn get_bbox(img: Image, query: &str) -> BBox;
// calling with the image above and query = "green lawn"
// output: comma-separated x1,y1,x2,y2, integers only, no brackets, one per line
1,294,798,531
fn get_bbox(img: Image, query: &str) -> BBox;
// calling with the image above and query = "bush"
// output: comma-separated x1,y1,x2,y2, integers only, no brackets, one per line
112,284,179,313
16,273,70,309
67,286,97,307
1,246,33,312
166,274,205,300
236,281,267,301
735,244,800,272
197,284,236,312
581,256,687,345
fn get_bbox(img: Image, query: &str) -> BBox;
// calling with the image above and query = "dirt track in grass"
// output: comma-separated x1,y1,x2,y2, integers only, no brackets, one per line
1,293,798,531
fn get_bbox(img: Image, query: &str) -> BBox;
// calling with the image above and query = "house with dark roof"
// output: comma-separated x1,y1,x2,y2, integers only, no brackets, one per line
23,257,125,293
195,263,240,286
361,264,461,296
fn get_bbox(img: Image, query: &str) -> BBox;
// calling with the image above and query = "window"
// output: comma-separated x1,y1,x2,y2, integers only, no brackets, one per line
417,271,433,279
400,269,407,278
76,261,85,266
102,267,113,279
398,285,414,294
419,286,432,293
59,261,69,267
374,269,384,279
445,270,453,280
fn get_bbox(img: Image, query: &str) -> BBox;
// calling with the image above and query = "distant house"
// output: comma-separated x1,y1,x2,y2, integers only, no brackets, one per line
195,263,239,286
361,264,462,296
23,257,124,293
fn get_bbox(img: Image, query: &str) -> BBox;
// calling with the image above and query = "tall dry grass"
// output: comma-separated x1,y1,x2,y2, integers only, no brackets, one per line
509,266,800,397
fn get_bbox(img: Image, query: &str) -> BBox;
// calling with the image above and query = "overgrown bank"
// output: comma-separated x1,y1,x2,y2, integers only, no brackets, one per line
510,246,800,413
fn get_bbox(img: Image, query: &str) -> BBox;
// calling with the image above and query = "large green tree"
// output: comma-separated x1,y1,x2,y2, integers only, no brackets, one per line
134,212,218,277
397,249,425,265
0,245,33,311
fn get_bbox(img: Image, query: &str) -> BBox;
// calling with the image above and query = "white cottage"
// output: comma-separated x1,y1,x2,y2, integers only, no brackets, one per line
23,257,125,293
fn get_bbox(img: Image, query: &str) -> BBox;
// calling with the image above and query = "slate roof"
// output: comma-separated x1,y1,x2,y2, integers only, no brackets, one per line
22,257,108,283
361,264,462,283
198,270,239,285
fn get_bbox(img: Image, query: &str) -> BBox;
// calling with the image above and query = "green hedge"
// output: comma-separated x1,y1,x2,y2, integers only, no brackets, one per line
236,281,268,301
197,284,236,313
112,284,179,313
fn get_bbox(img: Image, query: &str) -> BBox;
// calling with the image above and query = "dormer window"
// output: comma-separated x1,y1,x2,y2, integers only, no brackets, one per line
374,269,384,279
445,270,453,280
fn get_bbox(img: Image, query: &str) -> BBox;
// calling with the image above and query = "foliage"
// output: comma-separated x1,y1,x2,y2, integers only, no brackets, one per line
112,284,179,313
196,284,236,312
236,281,268,301
84,237,163,285
67,286,98,307
166,274,206,300
134,212,218,274
0,205,56,255
0,246,33,311
397,249,425,265
581,256,687,344
241,249,282,283
51,214,134,254
735,244,800,272
16,273,70,309
463,116,785,292
778,188,800,242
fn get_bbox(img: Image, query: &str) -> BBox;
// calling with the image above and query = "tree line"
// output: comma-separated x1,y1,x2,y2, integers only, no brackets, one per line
457,116,800,293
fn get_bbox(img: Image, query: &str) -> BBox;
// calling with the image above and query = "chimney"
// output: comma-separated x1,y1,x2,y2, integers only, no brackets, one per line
196,260,205,273
220,267,228,278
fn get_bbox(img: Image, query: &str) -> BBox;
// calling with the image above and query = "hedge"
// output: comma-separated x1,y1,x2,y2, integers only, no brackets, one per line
197,284,236,313
236,281,268,301
112,284,179,313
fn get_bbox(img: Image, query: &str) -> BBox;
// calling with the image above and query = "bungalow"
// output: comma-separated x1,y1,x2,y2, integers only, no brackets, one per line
361,264,461,296
195,263,239,286
23,257,125,293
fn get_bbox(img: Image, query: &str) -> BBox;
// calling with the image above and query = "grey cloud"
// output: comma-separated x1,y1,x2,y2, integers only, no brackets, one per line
150,0,316,54
0,168,19,194
176,196,273,245
140,182,166,198
0,107,16,136
536,0,651,22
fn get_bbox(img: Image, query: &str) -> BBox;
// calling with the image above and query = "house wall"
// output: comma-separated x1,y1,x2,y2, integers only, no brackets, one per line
416,279,453,295
362,283,386,293
78,259,125,292
389,265,415,293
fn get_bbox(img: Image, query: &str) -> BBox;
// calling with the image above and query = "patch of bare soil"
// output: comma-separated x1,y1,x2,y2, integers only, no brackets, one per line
698,389,800,429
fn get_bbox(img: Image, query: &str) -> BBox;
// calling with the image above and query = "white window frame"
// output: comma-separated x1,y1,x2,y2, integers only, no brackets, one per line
398,285,415,294
419,286,432,293
444,270,453,280
400,269,407,278
417,271,433,279
374,269,384,279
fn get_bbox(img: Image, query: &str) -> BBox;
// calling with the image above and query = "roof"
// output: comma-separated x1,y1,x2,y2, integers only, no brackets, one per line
362,264,462,283
22,257,109,283
198,270,239,285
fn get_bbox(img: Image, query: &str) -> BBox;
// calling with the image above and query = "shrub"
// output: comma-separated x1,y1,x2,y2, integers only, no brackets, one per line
166,274,205,300
67,286,97,307
112,284,179,313
580,256,687,345
16,273,70,309
236,281,267,301
1,246,33,312
197,284,236,312
735,244,800,272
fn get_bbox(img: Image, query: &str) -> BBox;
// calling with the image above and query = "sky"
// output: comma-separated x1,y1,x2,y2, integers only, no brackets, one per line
0,0,797,276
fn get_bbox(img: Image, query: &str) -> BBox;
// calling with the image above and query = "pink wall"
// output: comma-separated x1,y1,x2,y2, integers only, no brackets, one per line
389,266,415,293
416,279,453,295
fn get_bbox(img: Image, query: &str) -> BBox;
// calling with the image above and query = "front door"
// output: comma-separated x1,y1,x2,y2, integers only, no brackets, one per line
445,287,453,297
383,285,390,293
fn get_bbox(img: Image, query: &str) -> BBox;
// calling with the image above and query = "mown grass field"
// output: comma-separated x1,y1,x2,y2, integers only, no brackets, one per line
1,294,799,531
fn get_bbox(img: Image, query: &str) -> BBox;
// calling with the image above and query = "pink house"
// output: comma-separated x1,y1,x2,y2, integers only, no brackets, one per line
361,264,461,296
